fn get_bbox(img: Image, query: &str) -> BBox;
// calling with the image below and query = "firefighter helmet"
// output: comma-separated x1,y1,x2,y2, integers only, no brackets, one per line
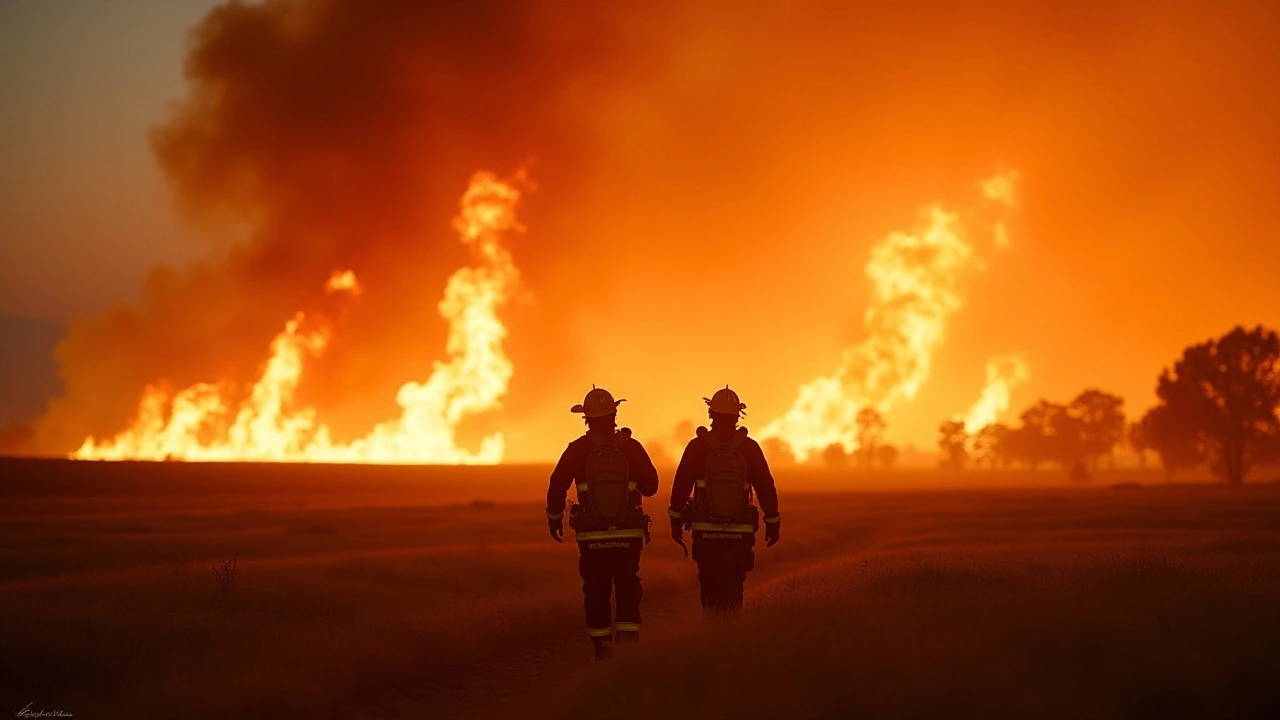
704,386,747,416
572,386,626,418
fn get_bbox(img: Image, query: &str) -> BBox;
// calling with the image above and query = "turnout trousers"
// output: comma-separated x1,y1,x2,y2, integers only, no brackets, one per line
692,533,755,611
578,541,643,637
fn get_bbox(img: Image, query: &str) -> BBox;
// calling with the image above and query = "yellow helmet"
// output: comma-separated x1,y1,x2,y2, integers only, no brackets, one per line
571,386,626,418
704,385,747,416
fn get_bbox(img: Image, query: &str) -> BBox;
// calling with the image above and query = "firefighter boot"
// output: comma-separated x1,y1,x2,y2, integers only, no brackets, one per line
591,636,613,661
616,630,640,644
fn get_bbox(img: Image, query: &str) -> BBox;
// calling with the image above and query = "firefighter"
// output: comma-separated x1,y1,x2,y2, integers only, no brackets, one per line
669,386,781,614
546,386,660,660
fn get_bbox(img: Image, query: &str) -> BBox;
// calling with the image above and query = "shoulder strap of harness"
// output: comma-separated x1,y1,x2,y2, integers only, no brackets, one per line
698,426,747,452
586,427,632,449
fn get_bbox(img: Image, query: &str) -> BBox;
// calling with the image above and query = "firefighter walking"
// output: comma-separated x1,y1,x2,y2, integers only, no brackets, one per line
546,387,659,659
669,386,781,613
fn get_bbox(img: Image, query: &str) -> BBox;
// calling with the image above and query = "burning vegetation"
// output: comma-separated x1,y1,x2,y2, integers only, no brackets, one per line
759,172,1024,462
76,172,525,463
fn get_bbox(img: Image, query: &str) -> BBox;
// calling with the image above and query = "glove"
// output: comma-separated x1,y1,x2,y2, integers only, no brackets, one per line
549,516,564,543
765,518,781,547
670,516,688,557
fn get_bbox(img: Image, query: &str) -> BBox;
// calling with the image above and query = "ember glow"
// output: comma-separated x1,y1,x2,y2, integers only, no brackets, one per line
74,172,523,463
325,270,361,296
759,175,1019,462
982,170,1020,249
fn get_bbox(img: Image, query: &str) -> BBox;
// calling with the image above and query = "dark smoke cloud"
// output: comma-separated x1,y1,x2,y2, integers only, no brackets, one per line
35,0,1279,458
36,0,657,451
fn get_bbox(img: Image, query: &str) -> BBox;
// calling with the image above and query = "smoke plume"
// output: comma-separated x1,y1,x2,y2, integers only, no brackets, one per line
36,0,646,453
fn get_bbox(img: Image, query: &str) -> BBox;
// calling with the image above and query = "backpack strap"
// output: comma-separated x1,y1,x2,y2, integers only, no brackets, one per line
586,425,632,443
700,426,748,452
578,429,635,495
585,427,631,448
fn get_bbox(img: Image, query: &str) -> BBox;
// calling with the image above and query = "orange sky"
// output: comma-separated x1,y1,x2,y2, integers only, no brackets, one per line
4,0,1279,462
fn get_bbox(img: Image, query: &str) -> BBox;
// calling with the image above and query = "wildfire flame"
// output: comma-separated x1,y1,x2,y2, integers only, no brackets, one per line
73,307,342,461
961,354,1030,433
74,171,524,463
759,174,1018,462
325,269,361,295
982,169,1019,249
981,170,1019,208
325,171,524,463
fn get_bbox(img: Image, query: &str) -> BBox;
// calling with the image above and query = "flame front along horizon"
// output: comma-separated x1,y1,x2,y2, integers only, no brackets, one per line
76,170,1027,465
73,171,525,463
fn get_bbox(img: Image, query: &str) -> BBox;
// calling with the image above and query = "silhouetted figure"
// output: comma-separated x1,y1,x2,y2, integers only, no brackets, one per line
669,387,781,614
546,387,658,660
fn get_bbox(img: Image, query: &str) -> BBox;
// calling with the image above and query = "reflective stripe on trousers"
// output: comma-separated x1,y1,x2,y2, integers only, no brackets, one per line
615,622,640,632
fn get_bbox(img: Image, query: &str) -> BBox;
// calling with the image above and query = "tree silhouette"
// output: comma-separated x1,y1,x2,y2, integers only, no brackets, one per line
822,442,849,468
1127,420,1150,469
1019,400,1087,469
1069,389,1126,469
855,408,887,470
1257,428,1280,469
1148,325,1280,485
760,437,797,466
876,444,900,469
1000,423,1043,469
1135,404,1202,481
971,423,1008,469
993,392,1124,476
938,420,968,470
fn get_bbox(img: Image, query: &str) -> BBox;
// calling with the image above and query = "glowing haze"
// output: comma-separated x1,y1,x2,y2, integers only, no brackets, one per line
75,172,523,463
11,1,1278,465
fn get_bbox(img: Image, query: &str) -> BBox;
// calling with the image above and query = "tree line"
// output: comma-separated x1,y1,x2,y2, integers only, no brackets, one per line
775,325,1280,485
940,325,1280,484
939,389,1125,479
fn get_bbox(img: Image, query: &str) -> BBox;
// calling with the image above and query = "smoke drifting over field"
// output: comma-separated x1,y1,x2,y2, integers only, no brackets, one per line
38,0,640,455
31,0,1280,461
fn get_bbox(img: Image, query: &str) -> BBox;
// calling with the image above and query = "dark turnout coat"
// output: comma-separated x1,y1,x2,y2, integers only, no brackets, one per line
545,429,660,532
546,428,659,636
668,425,781,531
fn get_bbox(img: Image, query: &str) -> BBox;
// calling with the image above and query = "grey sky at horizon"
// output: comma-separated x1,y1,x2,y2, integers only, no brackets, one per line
1,1,221,322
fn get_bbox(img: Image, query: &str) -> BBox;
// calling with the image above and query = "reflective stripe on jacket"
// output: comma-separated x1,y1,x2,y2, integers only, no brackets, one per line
576,528,646,541
546,430,659,518
690,522,757,533
669,425,780,522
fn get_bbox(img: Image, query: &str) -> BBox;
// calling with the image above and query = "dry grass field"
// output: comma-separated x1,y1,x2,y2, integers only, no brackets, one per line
2,459,1278,719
